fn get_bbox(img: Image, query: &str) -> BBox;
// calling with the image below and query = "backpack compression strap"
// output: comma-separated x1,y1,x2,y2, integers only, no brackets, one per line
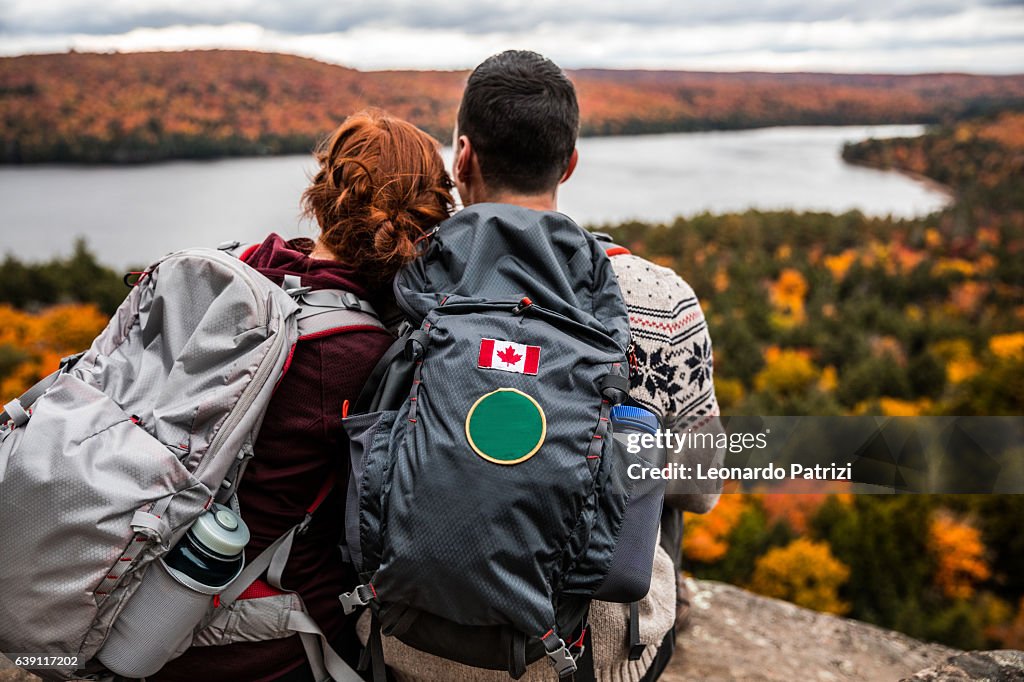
1,372,56,428
1,352,83,428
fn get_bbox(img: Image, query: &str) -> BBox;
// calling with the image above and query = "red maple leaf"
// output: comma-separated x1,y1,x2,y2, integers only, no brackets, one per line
496,345,522,366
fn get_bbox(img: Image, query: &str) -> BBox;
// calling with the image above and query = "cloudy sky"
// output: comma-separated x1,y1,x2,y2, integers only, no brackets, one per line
1,0,1022,73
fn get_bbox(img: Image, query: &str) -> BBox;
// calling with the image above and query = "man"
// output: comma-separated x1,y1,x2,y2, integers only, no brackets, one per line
371,50,723,681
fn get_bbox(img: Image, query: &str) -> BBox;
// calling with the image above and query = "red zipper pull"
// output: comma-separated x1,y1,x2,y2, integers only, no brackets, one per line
513,297,533,315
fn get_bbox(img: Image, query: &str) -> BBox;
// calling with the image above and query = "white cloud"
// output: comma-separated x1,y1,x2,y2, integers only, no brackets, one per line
0,2,1021,72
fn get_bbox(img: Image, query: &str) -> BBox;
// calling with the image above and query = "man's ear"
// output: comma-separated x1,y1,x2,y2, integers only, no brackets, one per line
454,134,474,184
559,148,579,185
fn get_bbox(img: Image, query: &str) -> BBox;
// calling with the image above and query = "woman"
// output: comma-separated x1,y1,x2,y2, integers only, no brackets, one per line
152,109,454,682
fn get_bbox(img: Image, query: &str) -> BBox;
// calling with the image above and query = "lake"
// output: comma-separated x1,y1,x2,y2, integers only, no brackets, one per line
0,125,950,267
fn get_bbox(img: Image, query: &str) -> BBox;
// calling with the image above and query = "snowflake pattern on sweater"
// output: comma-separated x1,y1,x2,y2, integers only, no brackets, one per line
610,254,719,424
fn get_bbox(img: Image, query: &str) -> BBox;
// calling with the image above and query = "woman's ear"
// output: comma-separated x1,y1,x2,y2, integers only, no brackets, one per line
559,148,579,185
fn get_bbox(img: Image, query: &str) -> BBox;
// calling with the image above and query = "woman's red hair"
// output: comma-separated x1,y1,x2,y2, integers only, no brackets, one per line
302,109,454,283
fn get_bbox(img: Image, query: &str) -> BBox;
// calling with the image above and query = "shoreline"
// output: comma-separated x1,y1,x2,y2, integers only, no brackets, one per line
844,156,957,205
0,122,935,168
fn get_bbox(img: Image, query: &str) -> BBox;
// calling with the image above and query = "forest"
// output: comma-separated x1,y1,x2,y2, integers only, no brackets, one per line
612,111,1023,650
2,50,1024,162
0,107,1021,650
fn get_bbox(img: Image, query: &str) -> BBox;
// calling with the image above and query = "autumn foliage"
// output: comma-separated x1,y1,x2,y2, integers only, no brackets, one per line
659,113,1023,650
748,538,851,614
615,109,1024,417
682,493,747,563
929,513,991,601
0,303,107,397
2,51,1024,162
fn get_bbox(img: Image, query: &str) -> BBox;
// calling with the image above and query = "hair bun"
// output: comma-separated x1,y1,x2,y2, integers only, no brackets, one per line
301,109,455,283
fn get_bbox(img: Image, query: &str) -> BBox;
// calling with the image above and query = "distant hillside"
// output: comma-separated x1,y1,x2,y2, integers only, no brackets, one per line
1,50,1023,163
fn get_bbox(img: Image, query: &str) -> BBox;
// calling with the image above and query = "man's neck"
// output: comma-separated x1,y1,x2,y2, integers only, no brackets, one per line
472,190,558,213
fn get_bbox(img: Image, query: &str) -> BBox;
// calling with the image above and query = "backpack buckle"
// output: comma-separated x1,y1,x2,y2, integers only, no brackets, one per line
281,274,311,298
541,631,577,678
568,625,587,658
340,291,362,310
545,642,576,678
296,511,314,536
339,583,376,615
2,399,30,428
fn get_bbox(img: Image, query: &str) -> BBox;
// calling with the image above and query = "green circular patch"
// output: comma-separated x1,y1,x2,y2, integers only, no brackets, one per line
465,388,546,465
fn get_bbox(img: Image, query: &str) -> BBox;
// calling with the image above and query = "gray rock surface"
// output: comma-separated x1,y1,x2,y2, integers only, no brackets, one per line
662,578,959,681
0,658,37,682
901,651,1024,681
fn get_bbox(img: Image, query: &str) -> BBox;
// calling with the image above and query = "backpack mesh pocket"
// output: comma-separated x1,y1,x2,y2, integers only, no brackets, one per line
0,373,211,667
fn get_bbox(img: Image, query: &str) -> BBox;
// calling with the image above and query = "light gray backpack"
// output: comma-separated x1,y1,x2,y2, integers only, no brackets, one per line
0,246,374,681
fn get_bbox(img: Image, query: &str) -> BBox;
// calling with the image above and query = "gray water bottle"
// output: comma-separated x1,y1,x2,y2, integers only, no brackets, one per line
98,504,250,677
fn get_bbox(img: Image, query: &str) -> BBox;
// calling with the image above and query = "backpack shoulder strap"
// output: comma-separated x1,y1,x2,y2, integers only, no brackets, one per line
217,242,385,337
216,470,363,682
294,289,385,339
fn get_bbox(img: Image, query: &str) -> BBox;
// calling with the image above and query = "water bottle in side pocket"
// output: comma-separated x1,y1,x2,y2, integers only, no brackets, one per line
97,504,250,677
592,403,667,602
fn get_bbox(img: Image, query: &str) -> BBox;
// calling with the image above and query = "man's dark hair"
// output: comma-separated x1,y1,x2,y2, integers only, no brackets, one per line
457,50,579,195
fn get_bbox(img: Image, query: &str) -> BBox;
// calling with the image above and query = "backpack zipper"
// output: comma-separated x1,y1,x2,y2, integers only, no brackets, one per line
201,325,284,469
179,250,287,479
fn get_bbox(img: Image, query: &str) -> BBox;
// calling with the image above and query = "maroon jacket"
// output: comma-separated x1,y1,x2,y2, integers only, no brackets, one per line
153,234,394,682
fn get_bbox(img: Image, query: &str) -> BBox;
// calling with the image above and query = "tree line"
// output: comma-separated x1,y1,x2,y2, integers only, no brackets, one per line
2,50,1024,162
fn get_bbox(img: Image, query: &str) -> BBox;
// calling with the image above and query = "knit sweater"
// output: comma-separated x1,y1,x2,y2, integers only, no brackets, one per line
357,251,722,682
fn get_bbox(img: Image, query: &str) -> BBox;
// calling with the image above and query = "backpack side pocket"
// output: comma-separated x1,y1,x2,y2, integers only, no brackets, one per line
591,436,667,602
0,373,211,675
343,409,401,576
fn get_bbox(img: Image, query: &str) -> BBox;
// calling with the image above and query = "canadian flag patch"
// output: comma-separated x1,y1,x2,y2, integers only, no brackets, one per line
478,338,541,375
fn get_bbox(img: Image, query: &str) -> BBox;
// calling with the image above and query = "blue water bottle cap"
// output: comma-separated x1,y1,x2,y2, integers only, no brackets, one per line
609,404,660,435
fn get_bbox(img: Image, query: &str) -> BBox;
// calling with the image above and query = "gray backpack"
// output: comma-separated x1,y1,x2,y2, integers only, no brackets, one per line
340,204,667,680
0,246,376,681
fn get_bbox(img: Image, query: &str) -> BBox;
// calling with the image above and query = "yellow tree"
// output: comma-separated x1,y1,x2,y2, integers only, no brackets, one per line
768,268,808,327
0,303,107,398
929,512,991,601
754,347,820,396
748,538,851,614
